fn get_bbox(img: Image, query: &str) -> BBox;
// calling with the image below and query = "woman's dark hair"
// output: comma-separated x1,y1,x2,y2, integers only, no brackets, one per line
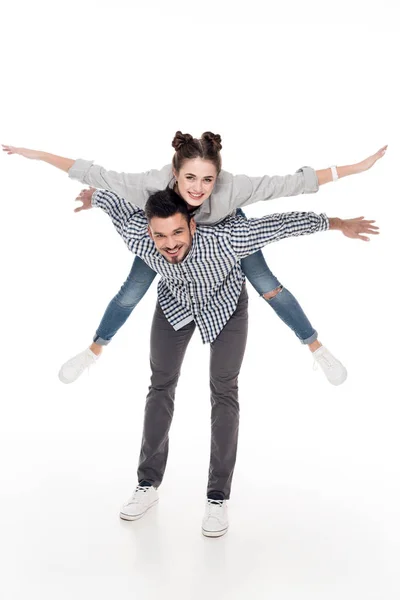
172,131,222,174
145,187,192,225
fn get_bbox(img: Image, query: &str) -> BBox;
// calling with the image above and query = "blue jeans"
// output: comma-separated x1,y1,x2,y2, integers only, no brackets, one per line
94,256,157,345
94,213,318,346
240,251,317,343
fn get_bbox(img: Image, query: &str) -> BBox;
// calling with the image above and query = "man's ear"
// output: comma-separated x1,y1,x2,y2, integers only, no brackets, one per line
147,224,154,241
190,217,196,235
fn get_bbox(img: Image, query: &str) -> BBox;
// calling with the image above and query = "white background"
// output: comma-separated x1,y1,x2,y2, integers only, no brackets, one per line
1,1,399,598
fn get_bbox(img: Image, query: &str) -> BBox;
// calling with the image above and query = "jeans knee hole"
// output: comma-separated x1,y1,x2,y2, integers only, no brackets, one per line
263,285,283,301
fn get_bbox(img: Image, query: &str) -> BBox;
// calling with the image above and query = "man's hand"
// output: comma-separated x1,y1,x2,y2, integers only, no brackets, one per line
329,216,380,242
2,145,43,160
75,188,95,213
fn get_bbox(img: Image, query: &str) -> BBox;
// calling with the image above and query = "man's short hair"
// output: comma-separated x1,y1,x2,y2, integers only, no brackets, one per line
145,187,192,224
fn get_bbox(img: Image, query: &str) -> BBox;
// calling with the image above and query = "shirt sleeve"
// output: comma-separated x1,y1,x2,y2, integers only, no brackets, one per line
230,167,319,209
228,211,329,258
91,189,149,253
69,161,173,208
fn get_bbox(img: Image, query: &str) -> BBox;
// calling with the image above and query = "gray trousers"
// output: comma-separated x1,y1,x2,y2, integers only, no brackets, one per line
137,284,249,499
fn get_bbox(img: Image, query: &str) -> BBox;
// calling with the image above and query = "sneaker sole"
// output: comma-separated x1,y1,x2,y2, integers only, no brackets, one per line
119,498,159,521
58,372,77,384
58,369,89,384
329,370,348,386
202,526,228,538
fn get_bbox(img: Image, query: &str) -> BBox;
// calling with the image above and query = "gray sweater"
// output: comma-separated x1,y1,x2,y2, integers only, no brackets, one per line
69,160,319,225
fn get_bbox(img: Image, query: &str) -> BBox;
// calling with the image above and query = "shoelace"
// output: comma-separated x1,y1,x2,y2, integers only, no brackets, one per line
69,352,97,376
83,352,98,378
86,361,96,377
206,499,225,515
313,352,334,371
127,485,152,505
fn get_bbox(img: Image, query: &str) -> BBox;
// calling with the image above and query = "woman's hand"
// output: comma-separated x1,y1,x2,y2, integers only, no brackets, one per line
356,145,387,173
74,188,96,213
2,145,43,160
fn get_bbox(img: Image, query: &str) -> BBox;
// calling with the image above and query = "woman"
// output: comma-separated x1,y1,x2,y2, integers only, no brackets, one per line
2,133,387,385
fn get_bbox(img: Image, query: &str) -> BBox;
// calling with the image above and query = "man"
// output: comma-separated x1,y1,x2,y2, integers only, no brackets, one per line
82,185,378,537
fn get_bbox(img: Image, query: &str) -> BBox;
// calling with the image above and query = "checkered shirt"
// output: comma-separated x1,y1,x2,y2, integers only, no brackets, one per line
92,190,329,344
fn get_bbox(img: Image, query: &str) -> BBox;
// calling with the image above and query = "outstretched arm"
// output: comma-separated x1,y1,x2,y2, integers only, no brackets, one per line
315,146,387,185
2,146,75,172
4,142,387,210
228,211,379,258
231,145,387,208
2,145,171,209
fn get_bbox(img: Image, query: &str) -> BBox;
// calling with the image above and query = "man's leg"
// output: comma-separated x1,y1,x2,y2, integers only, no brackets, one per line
120,302,195,521
208,284,249,500
137,302,195,487
202,284,248,537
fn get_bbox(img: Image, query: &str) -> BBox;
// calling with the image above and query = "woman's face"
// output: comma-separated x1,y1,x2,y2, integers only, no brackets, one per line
173,158,218,209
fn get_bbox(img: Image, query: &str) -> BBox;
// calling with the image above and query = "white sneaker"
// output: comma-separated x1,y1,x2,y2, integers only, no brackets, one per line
58,348,98,384
313,346,347,386
202,499,229,537
120,485,159,521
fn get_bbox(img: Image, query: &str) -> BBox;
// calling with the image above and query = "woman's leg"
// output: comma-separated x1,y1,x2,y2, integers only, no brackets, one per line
236,207,346,385
91,256,157,351
241,250,318,346
241,250,347,385
59,256,157,384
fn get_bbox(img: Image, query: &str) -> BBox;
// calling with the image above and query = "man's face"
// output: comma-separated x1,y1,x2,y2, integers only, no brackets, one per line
148,213,196,264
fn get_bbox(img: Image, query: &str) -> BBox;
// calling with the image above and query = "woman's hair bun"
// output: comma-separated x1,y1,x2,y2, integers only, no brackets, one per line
201,131,222,151
172,131,194,151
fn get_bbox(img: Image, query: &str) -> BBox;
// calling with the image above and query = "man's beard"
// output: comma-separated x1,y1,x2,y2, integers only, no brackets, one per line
163,234,192,263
